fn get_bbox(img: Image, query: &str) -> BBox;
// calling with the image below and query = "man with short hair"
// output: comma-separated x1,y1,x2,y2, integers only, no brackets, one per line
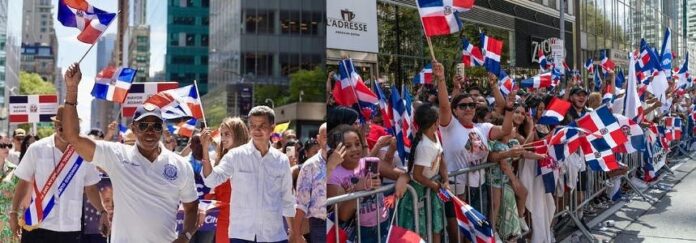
60,63,199,243
203,106,295,243
9,106,108,243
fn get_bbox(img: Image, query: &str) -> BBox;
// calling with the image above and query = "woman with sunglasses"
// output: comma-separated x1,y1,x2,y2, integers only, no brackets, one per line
434,61,516,241
0,135,19,243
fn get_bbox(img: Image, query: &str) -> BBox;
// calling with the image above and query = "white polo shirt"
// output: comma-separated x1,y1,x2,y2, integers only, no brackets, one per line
91,141,198,242
13,135,101,232
203,141,295,242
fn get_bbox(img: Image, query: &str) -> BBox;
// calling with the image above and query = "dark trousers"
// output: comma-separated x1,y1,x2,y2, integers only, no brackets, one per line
308,217,326,243
81,234,107,243
22,228,81,243
230,238,288,243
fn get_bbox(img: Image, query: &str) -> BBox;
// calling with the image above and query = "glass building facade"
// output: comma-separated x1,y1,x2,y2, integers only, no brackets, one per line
0,0,22,133
165,0,210,94
578,0,685,69
208,0,325,88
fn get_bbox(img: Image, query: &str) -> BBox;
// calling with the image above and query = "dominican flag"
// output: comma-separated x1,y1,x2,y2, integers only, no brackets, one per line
437,188,451,202
373,82,393,131
602,81,614,105
481,33,504,76
121,82,179,118
8,95,59,124
416,0,474,36
387,226,426,243
660,28,672,72
584,58,594,73
145,84,204,120
600,50,616,73
413,64,433,85
576,105,628,171
57,0,116,44
326,212,348,243
594,68,602,92
538,156,557,194
498,70,514,96
174,118,197,138
462,37,484,67
520,72,553,89
537,49,551,71
548,126,585,161
538,97,571,125
613,114,645,154
664,116,683,140
624,55,644,122
445,190,495,243
615,69,625,89
677,52,689,88
118,124,127,142
333,59,379,113
91,66,137,103
391,86,413,164
642,146,657,182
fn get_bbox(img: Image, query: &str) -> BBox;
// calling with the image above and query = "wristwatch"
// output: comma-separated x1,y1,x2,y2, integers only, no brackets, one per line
180,232,192,240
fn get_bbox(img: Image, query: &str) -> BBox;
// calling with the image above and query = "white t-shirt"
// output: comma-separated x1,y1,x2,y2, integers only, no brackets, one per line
440,115,493,188
91,141,198,242
379,147,405,184
13,135,101,232
7,148,20,166
413,134,443,179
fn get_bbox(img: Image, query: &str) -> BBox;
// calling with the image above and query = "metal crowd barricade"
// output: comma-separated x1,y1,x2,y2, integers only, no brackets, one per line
326,183,419,243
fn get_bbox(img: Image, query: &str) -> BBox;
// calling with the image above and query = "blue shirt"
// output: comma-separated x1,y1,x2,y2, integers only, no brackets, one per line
189,156,211,200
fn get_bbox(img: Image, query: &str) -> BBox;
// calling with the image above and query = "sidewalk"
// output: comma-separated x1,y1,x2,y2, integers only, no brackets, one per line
564,152,696,242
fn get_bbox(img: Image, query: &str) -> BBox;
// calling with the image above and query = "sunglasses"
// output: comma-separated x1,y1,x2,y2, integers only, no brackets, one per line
456,102,477,110
136,122,164,133
0,144,12,149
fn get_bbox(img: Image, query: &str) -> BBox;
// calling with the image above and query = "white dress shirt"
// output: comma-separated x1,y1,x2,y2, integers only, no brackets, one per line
203,141,295,242
91,141,198,242
13,135,101,232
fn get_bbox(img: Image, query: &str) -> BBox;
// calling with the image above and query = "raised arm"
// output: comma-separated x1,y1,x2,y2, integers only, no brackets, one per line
489,95,515,140
488,72,505,114
63,63,97,162
434,62,452,127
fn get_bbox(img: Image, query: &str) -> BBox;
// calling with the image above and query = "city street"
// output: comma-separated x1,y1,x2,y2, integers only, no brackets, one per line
564,151,696,243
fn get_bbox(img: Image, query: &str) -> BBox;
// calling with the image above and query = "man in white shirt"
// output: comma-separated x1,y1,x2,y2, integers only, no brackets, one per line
9,106,108,243
60,63,200,243
202,106,295,243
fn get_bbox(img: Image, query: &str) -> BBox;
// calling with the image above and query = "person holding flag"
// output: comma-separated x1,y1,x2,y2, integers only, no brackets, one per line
9,105,108,243
434,61,517,240
59,63,200,243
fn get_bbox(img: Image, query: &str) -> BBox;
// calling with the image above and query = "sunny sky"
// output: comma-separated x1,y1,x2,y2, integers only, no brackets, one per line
52,0,167,131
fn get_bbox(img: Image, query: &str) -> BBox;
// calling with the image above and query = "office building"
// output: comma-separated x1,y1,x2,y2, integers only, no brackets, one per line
165,0,209,94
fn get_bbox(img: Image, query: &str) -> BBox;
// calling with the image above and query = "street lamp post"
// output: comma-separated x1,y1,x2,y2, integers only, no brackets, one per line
299,90,304,103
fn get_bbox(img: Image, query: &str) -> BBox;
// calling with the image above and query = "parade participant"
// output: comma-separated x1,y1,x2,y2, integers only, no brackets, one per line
188,134,214,243
200,117,249,243
9,105,107,243
60,63,200,243
202,106,296,243
7,129,25,165
1,135,20,243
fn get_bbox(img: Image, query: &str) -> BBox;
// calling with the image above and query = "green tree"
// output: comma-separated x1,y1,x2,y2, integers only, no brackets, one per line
19,71,56,95
255,67,326,107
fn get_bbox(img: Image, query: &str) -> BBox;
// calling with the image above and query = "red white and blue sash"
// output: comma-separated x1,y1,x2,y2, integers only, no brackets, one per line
20,146,83,230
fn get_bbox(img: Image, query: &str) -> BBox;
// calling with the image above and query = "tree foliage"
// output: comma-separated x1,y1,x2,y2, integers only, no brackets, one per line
255,67,326,107
19,71,56,95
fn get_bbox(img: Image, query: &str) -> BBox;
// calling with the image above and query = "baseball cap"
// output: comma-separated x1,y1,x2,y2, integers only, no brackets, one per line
569,87,589,96
13,128,26,137
133,103,164,122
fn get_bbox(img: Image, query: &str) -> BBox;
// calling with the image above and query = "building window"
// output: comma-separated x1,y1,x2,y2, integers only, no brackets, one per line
41,28,46,32
172,55,195,64
201,56,208,65
169,33,179,46
202,0,209,8
202,16,209,26
242,53,273,76
186,34,195,46
280,11,299,34
201,35,209,47
244,9,274,34
173,16,195,25
280,53,299,76
281,10,320,35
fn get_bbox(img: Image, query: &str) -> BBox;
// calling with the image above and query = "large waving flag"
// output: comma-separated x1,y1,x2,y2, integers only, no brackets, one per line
538,97,571,125
333,59,379,110
660,28,672,72
413,64,433,85
57,0,116,44
416,0,474,36
462,37,484,67
576,105,628,171
91,66,137,103
624,55,644,122
613,114,645,154
145,84,204,120
445,190,495,243
481,33,504,76
520,72,553,89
